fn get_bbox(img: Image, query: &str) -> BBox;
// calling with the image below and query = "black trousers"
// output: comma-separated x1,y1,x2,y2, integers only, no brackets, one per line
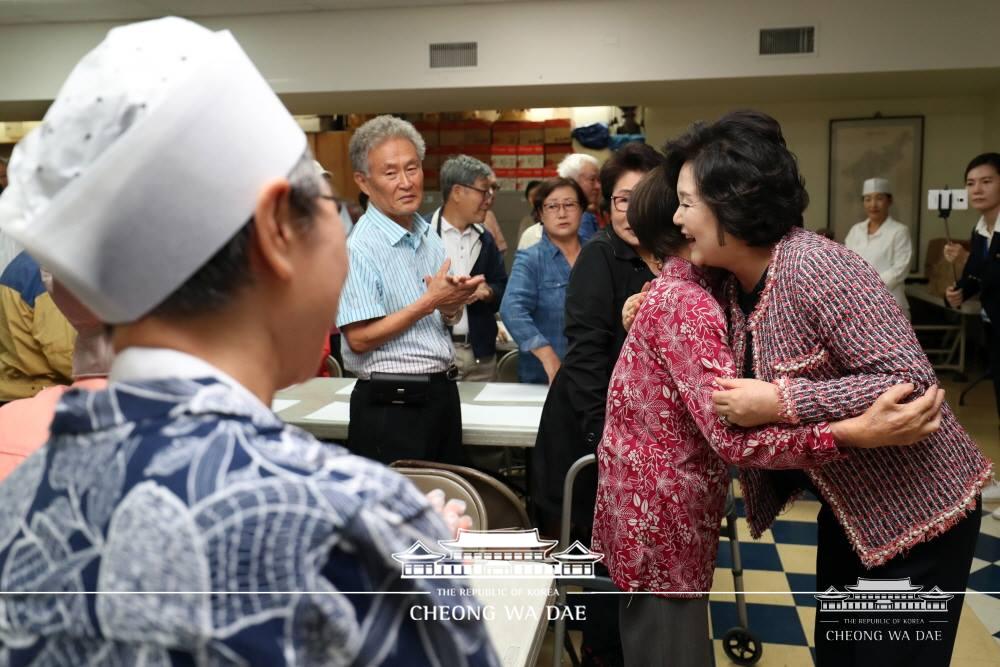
814,496,982,667
347,377,466,466
985,322,1000,418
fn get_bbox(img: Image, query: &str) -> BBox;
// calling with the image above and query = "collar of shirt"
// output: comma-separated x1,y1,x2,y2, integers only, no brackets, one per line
540,231,563,259
439,215,477,239
862,216,898,237
110,346,267,411
364,204,429,250
661,255,709,287
974,215,998,239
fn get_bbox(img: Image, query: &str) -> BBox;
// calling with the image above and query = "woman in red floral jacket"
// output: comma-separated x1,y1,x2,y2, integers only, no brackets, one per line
591,166,944,667
669,110,992,667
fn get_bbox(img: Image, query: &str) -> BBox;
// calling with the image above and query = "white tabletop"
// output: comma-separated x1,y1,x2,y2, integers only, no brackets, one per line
273,378,548,447
471,576,555,667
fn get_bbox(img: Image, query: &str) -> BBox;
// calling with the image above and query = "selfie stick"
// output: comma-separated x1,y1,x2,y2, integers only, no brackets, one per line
936,187,959,282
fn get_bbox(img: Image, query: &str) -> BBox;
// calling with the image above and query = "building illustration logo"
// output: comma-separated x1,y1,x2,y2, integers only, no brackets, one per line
392,528,604,579
814,577,953,613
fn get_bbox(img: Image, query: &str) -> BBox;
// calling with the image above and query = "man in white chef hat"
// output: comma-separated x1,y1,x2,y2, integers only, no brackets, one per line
843,177,913,320
0,17,497,666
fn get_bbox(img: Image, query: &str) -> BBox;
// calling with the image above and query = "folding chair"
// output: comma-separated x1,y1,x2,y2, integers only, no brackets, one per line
393,459,530,530
391,465,489,530
496,350,520,383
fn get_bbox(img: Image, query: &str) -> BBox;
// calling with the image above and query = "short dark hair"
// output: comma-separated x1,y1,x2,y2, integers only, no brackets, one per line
965,152,1000,179
664,110,808,247
600,143,663,206
627,165,685,259
532,177,587,220
524,180,542,203
149,151,321,319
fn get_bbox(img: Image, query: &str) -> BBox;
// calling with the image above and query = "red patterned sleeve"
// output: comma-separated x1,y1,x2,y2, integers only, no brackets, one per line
655,281,841,469
783,245,936,423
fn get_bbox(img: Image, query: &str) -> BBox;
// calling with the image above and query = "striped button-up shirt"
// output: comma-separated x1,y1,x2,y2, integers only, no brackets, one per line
336,205,454,378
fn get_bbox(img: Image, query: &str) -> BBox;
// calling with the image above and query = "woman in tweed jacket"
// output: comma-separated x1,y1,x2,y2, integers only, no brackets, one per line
668,110,992,667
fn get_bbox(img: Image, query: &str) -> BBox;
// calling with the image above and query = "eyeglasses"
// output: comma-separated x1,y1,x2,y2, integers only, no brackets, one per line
611,195,630,213
542,201,581,214
459,183,496,201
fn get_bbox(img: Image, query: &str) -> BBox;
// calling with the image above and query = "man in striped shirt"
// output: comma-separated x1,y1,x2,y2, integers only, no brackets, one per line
337,116,484,464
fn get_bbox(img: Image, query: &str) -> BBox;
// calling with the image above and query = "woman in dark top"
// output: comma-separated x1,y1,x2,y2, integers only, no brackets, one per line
531,143,663,667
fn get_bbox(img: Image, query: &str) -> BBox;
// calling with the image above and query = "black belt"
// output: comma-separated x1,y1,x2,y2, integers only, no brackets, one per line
359,366,458,383
451,333,470,344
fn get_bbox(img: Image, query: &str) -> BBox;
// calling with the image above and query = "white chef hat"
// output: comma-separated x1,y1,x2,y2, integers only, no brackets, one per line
862,178,892,196
0,17,306,324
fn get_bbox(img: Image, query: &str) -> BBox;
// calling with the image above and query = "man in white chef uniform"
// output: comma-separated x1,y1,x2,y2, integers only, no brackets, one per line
844,177,914,320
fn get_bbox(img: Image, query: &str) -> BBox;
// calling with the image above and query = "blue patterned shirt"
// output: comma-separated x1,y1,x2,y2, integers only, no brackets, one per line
0,373,497,666
336,206,454,379
499,233,575,384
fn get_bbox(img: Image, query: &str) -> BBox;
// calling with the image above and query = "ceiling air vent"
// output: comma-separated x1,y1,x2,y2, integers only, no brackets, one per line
430,42,478,68
759,26,815,55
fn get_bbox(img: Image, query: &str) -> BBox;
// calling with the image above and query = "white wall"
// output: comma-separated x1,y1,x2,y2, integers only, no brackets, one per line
646,95,990,269
1,0,997,103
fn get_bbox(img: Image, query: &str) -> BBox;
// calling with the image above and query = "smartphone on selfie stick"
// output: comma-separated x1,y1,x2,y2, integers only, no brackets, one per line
928,188,968,282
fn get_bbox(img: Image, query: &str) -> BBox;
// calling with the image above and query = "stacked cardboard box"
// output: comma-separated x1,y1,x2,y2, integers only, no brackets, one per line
407,115,574,191
544,143,572,169
544,119,572,144
492,121,520,145
491,145,517,169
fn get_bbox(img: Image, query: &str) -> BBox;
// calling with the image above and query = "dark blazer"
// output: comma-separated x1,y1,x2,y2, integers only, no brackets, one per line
431,208,508,359
532,227,655,523
955,228,1000,321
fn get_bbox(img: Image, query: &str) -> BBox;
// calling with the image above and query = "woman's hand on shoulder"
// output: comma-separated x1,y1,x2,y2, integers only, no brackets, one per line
622,282,651,331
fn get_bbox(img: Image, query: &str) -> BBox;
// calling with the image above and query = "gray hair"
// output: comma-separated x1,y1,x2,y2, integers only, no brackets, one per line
349,115,426,175
557,153,599,179
440,154,493,201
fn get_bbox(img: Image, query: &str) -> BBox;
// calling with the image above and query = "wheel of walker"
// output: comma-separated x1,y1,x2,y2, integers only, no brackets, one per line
722,626,763,665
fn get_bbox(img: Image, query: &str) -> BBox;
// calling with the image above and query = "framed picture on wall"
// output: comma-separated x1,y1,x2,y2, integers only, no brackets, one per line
827,115,924,272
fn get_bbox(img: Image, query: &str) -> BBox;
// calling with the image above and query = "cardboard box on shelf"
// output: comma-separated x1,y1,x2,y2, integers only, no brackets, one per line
519,121,544,145
516,168,544,190
439,121,464,146
491,145,518,169
544,118,572,144
544,143,573,169
463,119,492,145
462,144,492,165
423,146,442,171
517,145,544,169
494,168,518,191
492,121,521,145
413,120,440,148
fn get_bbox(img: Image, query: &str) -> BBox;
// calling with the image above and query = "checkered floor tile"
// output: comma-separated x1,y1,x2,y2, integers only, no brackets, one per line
706,495,1000,666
